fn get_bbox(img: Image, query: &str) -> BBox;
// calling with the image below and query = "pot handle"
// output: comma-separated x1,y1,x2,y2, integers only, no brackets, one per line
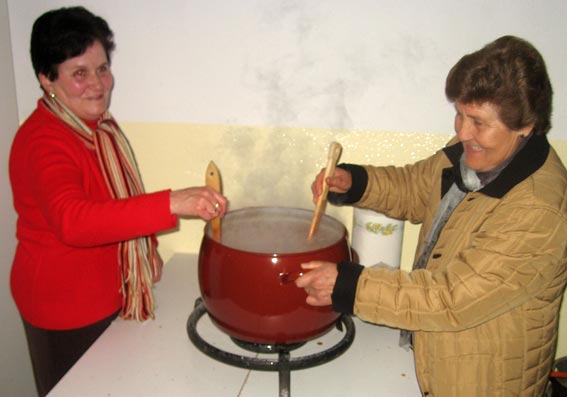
278,270,305,285
551,371,567,379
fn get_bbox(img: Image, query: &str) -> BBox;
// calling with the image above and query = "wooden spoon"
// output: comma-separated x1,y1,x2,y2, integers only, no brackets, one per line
205,161,222,241
307,142,342,239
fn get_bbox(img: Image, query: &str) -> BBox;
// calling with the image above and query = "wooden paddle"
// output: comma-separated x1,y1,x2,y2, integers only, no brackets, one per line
205,161,222,241
307,142,342,239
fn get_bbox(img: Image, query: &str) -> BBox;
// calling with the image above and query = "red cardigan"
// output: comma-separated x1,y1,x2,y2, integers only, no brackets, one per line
9,100,177,330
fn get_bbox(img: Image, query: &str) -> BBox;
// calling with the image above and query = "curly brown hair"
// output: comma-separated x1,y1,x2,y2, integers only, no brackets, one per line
445,36,553,135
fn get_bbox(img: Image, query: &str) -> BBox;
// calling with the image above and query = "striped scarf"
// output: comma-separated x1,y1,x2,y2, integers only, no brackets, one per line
42,93,162,321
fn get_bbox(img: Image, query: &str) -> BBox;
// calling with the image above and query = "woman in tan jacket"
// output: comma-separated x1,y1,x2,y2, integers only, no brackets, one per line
297,36,567,396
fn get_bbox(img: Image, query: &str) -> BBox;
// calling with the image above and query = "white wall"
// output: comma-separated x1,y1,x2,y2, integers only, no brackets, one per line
0,0,35,395
8,0,567,137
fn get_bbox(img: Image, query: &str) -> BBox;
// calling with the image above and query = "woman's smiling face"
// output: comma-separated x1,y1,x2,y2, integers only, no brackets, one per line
454,101,533,172
39,40,113,121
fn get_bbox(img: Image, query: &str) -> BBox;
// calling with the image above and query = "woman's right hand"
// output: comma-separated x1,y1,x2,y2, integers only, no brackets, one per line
169,186,228,221
311,167,352,204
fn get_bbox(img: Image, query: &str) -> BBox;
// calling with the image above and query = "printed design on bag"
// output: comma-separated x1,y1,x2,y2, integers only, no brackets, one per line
362,221,399,236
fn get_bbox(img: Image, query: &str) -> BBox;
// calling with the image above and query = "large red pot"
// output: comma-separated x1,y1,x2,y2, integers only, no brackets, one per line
198,206,351,344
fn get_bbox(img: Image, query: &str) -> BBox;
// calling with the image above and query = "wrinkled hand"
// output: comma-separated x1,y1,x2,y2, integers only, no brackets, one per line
311,167,352,204
169,186,228,220
295,261,338,306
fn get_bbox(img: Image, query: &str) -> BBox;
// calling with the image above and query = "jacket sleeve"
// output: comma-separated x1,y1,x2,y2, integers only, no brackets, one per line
329,146,451,224
352,197,567,332
357,146,451,224
331,260,364,314
25,124,177,247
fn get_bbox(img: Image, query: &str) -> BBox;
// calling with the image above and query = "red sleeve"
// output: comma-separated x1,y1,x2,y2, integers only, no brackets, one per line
16,111,177,247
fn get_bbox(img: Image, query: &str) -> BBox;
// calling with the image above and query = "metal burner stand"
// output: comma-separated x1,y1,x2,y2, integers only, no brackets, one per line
187,298,355,397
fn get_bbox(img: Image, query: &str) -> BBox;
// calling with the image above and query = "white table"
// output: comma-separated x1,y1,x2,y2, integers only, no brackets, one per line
48,253,421,396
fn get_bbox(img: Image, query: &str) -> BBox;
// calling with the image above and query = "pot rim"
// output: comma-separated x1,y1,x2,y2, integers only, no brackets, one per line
203,205,348,257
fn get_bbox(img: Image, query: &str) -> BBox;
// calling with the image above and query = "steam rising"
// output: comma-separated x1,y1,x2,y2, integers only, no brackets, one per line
218,1,359,211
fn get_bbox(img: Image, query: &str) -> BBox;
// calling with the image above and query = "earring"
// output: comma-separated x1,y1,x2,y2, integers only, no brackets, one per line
49,92,56,99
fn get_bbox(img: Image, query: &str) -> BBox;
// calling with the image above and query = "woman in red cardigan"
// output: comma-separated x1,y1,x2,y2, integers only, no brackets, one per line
9,6,227,396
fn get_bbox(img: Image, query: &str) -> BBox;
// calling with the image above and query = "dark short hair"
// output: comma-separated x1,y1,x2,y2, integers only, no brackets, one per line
445,36,553,135
30,6,115,81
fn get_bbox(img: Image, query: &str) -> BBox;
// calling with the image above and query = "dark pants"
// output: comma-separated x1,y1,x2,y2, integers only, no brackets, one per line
22,310,120,397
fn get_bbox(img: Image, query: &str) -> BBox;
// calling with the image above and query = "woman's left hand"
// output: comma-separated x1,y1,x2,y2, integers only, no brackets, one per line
295,261,338,306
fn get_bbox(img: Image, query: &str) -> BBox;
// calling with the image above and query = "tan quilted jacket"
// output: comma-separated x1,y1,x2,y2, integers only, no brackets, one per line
349,135,567,396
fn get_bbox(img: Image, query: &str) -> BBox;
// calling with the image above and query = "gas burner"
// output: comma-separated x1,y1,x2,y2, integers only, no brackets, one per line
187,298,355,397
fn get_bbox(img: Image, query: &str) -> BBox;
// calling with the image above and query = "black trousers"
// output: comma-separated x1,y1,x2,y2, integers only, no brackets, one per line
22,310,120,397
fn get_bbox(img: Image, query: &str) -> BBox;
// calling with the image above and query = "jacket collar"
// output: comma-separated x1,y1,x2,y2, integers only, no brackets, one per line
441,133,550,198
